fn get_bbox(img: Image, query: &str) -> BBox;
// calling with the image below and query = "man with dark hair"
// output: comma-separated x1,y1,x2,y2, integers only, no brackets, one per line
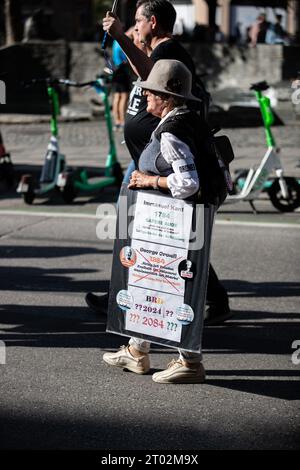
86,0,231,325
101,0,198,161
136,0,176,34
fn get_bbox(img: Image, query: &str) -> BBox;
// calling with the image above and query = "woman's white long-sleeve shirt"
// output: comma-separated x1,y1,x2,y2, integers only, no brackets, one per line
156,107,199,199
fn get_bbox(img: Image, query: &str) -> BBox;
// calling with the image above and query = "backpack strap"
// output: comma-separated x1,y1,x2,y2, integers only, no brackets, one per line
154,112,202,155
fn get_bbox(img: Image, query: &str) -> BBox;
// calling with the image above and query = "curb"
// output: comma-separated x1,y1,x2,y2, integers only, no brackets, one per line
0,105,105,124
0,113,97,124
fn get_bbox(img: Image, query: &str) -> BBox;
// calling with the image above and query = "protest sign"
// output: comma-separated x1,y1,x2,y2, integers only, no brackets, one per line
107,184,215,352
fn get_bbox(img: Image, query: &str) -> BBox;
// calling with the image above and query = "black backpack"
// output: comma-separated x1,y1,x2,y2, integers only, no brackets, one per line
189,79,234,205
208,127,235,204
190,75,211,122
155,111,234,207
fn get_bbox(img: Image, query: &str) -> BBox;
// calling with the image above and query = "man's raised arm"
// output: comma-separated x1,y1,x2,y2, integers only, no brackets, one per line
102,12,153,79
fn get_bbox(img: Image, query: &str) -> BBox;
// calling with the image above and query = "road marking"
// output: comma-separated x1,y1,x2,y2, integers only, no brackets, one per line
0,209,113,220
216,220,300,228
0,209,299,228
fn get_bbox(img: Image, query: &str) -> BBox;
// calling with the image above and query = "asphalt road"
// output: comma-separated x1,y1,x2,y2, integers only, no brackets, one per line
0,212,299,450
0,115,299,450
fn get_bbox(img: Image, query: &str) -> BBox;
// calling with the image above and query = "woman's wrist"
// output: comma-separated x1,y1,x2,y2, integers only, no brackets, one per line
153,175,160,189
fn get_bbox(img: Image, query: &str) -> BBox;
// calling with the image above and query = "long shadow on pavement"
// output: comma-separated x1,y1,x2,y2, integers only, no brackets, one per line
223,279,300,298
0,245,111,259
0,266,110,292
0,410,296,450
1,302,299,401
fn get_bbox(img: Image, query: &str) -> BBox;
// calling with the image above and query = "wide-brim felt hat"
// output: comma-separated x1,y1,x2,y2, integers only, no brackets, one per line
134,59,202,102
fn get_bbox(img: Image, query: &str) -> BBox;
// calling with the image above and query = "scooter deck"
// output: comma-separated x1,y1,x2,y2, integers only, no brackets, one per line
74,175,117,192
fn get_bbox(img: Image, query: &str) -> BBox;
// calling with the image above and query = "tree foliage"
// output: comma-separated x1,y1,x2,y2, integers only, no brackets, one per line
4,0,23,45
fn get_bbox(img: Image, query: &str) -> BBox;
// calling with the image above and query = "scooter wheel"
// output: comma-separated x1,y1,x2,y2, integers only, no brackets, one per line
21,175,35,205
62,183,77,203
268,177,300,212
231,169,248,195
23,190,35,205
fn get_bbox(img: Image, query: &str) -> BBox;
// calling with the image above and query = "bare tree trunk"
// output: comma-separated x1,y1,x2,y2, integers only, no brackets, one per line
4,0,23,45
205,0,217,28
296,0,300,43
208,0,218,28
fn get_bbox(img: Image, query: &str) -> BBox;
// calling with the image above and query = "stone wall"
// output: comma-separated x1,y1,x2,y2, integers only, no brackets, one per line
186,43,300,90
68,43,105,103
67,42,300,92
1,41,299,113
0,40,70,113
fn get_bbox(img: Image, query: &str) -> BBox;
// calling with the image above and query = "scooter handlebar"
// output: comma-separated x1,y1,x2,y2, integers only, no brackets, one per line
68,80,98,87
21,78,98,88
250,81,269,92
57,79,82,87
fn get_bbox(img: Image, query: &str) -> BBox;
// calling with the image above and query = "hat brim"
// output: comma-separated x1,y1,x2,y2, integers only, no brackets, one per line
133,80,202,103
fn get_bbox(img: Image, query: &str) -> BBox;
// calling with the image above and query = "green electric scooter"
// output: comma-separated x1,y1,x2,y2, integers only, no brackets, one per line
17,78,76,204
60,76,123,203
17,76,122,204
227,81,300,212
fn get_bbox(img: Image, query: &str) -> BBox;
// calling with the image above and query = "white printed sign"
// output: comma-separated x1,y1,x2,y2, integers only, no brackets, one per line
123,193,194,341
128,240,187,296
125,286,183,342
132,192,193,249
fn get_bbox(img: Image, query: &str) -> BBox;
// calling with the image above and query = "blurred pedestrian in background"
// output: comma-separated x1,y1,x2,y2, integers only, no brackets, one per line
249,13,270,47
111,31,131,131
266,14,289,45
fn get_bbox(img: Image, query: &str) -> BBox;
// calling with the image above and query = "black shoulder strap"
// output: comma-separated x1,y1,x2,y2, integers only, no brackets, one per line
154,112,203,150
154,115,182,141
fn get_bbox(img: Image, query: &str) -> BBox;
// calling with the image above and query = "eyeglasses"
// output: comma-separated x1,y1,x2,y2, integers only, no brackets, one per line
143,89,168,100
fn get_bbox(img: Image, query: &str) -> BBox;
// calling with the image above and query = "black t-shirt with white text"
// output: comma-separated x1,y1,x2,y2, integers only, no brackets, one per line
124,39,196,165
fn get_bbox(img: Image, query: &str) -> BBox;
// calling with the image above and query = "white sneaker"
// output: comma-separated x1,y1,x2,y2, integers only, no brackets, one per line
103,345,150,374
152,359,205,384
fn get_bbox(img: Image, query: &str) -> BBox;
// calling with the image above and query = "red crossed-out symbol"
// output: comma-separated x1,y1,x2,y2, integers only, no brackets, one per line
134,249,183,293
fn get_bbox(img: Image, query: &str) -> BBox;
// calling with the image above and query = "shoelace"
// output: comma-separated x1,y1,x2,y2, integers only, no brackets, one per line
167,359,183,369
120,345,146,359
167,359,200,370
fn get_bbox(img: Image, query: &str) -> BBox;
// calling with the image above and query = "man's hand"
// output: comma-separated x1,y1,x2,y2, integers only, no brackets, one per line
102,11,153,80
102,11,124,40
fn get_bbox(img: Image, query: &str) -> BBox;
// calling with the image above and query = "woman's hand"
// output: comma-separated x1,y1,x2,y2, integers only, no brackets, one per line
128,170,157,189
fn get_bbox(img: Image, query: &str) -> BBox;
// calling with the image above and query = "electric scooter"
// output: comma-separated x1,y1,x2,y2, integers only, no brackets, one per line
59,76,123,203
226,81,300,213
17,78,75,204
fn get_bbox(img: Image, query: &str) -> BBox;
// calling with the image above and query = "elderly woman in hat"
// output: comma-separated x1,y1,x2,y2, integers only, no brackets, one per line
103,59,213,384
127,59,201,199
